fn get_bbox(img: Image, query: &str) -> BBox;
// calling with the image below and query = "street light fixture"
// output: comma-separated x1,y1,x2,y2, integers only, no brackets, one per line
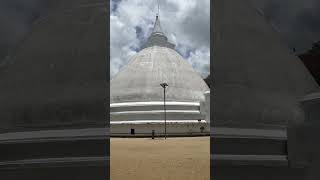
160,83,168,139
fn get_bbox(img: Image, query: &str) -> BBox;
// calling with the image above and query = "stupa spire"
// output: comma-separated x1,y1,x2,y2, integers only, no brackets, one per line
152,15,163,35
140,0,175,49
152,0,165,36
142,15,175,50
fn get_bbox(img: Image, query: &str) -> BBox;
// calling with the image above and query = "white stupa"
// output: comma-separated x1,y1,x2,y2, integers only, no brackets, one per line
110,15,210,136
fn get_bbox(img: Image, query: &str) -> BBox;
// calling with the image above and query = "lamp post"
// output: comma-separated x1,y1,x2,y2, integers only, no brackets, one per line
160,83,168,139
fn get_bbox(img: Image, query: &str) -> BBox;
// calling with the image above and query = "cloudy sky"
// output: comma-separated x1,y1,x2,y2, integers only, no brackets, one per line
110,0,210,78
0,0,319,72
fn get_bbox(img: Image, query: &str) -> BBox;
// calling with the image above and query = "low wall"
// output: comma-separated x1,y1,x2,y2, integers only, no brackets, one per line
111,121,210,137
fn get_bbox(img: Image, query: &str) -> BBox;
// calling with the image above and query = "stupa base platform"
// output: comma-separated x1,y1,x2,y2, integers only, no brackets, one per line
110,120,209,137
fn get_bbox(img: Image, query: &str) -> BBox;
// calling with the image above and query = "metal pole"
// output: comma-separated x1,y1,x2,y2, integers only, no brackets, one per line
152,130,155,139
157,0,160,16
160,83,168,139
164,87,166,139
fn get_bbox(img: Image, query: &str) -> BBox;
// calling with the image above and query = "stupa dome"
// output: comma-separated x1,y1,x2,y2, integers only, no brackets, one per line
110,46,209,103
111,14,209,104
0,0,108,133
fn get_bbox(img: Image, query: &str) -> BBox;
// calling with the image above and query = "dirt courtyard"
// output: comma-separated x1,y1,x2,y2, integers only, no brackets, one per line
110,137,210,180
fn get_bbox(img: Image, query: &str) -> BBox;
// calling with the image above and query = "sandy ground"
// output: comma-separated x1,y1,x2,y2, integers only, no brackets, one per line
110,137,210,180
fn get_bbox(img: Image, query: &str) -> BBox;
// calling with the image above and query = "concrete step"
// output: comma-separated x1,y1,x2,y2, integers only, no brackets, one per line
210,127,302,179
211,127,287,155
212,154,288,166
211,162,306,180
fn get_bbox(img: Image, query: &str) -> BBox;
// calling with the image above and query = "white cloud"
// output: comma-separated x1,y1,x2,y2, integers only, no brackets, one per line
110,0,210,78
187,46,210,76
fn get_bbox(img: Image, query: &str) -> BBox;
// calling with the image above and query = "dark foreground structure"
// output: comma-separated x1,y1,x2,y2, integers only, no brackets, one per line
212,0,320,179
0,0,108,179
